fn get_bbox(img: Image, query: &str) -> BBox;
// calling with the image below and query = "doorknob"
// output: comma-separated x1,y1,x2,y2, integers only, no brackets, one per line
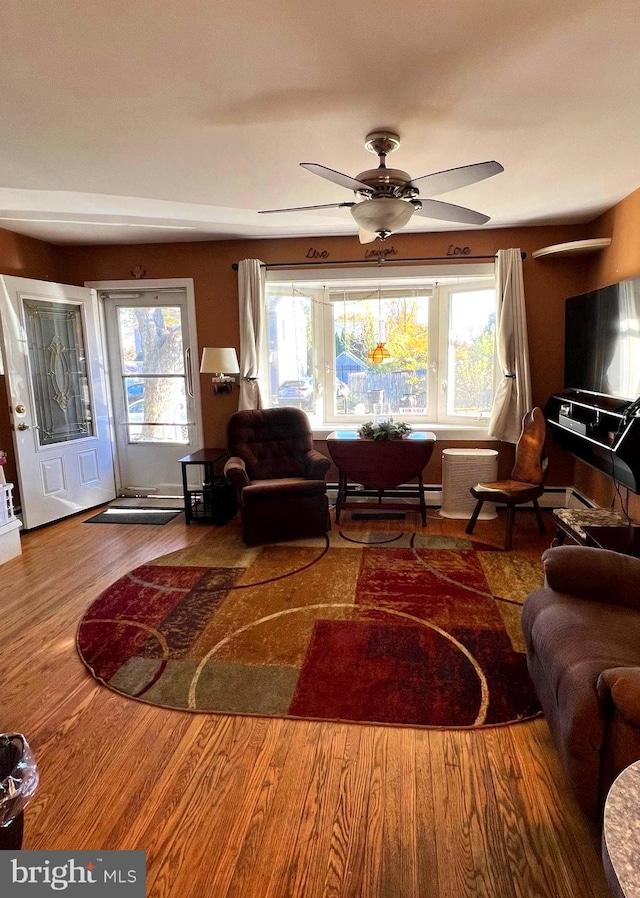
17,423,30,431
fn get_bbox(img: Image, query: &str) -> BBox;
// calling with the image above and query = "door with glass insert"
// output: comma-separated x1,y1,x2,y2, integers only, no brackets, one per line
103,291,200,496
0,276,116,529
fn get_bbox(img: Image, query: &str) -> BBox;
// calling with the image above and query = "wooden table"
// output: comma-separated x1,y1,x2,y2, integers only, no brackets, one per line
553,508,629,546
583,524,640,557
326,431,436,525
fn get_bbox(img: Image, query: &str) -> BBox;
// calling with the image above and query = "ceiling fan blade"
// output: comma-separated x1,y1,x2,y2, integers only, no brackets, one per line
413,199,491,225
300,163,373,193
358,228,378,244
407,161,503,197
258,202,354,214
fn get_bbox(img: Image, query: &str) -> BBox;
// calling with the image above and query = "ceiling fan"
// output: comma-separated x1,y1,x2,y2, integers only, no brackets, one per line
259,130,503,244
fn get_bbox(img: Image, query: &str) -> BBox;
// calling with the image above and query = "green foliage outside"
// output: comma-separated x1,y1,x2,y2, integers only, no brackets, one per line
335,297,428,372
451,314,496,413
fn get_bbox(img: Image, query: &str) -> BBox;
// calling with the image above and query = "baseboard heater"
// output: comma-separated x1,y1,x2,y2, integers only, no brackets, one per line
351,511,406,520
326,483,572,511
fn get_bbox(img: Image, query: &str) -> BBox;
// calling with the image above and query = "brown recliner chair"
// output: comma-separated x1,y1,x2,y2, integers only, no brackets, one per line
466,407,548,550
522,545,640,828
224,407,331,545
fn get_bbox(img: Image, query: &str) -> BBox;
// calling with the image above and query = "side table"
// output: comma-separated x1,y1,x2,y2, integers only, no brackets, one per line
553,507,628,546
326,431,436,525
583,524,640,557
179,448,229,524
602,760,640,898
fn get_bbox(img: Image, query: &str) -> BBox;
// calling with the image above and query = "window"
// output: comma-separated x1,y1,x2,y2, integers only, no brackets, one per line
441,286,497,420
114,304,189,444
265,268,496,427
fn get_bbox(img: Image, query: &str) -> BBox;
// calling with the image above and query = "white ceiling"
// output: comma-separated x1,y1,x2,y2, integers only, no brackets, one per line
1,0,639,246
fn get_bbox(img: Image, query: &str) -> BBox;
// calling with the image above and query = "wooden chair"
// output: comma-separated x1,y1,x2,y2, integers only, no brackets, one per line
465,407,548,550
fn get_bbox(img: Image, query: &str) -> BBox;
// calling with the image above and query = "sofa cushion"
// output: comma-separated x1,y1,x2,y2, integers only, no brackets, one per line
522,586,640,820
227,407,316,480
597,667,640,728
523,589,640,730
242,478,327,504
542,545,640,611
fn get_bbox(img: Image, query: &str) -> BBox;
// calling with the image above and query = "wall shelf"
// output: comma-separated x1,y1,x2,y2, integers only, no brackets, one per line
532,238,612,259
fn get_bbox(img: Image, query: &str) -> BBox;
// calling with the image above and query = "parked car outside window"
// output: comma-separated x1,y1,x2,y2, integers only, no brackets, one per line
277,379,314,410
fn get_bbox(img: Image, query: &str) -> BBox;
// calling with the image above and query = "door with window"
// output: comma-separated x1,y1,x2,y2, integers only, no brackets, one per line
102,287,202,496
0,275,116,529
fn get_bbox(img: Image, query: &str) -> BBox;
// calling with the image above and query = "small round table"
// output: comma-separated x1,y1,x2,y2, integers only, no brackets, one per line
326,431,436,525
602,759,640,898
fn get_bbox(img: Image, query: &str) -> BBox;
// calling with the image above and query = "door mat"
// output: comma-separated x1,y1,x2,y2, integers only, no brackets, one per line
85,507,182,525
113,497,185,510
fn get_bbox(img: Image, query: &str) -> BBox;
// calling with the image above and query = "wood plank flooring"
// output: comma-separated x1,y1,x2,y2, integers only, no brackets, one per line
0,505,612,897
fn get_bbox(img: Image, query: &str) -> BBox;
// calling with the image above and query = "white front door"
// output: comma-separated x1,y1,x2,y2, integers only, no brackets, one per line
0,275,116,529
101,285,202,496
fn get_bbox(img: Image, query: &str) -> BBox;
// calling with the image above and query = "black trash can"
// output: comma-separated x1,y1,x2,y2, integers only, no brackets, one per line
205,476,238,526
0,733,39,850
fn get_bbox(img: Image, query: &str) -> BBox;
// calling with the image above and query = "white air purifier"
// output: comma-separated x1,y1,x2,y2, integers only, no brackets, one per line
440,448,499,520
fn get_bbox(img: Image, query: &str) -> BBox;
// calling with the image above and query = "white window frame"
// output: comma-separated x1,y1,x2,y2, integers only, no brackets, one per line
320,284,434,423
436,282,499,425
265,264,496,435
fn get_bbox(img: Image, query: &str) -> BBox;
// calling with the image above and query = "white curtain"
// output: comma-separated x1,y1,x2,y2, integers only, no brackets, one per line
237,259,266,411
488,248,532,443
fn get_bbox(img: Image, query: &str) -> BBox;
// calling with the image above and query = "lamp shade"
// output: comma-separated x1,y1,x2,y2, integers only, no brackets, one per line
367,342,391,364
350,197,415,237
200,347,240,374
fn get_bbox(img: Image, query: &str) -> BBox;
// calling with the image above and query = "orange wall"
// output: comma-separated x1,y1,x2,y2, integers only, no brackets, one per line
0,227,62,281
0,216,626,492
588,186,640,286
55,223,591,483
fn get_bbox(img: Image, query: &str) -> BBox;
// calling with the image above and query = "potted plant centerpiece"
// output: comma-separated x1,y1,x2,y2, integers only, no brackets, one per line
357,419,413,440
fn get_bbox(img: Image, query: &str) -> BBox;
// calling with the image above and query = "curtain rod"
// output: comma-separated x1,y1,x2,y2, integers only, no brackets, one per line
231,252,526,271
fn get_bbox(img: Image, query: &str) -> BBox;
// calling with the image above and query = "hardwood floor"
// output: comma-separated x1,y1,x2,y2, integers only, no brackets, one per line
0,504,611,897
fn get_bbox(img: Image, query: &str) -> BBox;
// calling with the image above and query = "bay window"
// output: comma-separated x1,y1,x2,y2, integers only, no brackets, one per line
265,266,496,428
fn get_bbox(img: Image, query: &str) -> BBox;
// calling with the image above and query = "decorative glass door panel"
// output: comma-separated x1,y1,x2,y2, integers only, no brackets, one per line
23,298,94,446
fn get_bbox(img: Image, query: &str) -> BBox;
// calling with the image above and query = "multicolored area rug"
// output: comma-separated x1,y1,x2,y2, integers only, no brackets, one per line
76,528,544,729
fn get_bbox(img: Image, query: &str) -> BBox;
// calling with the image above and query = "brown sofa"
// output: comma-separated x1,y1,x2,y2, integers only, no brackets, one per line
522,545,640,827
224,407,331,545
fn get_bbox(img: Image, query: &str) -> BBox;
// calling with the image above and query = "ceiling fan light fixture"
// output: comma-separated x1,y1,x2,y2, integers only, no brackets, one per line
262,132,502,235
350,197,415,240
358,228,378,244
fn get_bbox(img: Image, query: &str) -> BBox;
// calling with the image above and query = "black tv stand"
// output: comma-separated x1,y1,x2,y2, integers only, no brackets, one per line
544,391,640,492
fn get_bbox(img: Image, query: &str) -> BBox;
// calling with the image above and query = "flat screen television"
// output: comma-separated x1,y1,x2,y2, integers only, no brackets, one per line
564,276,640,402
